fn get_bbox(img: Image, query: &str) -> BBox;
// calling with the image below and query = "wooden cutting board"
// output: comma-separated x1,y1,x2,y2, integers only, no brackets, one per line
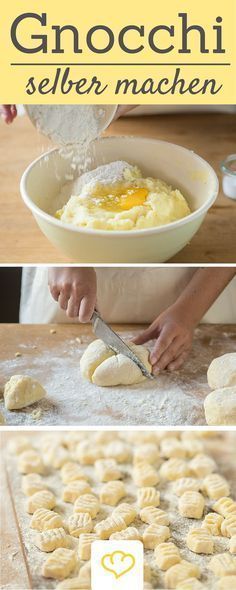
0,323,235,426
1,431,236,590
0,112,236,263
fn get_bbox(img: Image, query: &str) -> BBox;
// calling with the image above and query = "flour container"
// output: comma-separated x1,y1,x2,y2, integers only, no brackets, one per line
24,105,117,146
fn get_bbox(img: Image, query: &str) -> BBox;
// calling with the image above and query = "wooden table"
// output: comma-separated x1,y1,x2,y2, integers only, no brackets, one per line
0,323,235,426
0,112,235,263
1,431,236,589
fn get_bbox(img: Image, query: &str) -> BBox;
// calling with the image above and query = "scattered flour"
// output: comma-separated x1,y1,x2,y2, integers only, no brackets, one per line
0,328,221,427
70,161,136,194
3,432,236,590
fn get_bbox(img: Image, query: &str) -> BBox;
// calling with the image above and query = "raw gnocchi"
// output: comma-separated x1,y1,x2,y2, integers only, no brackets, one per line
209,553,236,576
143,524,170,549
110,526,141,541
67,513,93,537
34,528,69,552
186,528,214,554
165,560,200,589
60,461,87,484
74,494,100,518
201,512,223,535
99,480,126,506
140,506,170,526
137,486,160,508
213,497,236,517
42,548,77,579
112,502,137,525
133,461,159,486
62,481,92,503
78,533,99,560
95,458,122,482
179,491,205,519
30,508,64,531
203,474,230,500
21,473,46,496
160,458,191,481
155,542,181,570
94,514,126,539
173,478,201,497
17,450,44,474
27,490,56,514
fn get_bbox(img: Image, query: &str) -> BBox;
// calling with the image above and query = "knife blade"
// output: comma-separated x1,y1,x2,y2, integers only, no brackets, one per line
91,310,154,380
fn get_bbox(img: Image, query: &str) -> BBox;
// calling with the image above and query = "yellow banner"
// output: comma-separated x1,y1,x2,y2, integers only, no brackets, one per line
0,0,235,103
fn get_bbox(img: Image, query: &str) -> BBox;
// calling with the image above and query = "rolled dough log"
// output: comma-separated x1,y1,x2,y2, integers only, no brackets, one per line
0,412,5,424
4,375,46,410
207,353,236,389
80,339,151,386
204,387,236,425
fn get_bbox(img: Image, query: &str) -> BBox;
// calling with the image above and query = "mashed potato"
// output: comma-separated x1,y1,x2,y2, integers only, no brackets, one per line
56,161,191,231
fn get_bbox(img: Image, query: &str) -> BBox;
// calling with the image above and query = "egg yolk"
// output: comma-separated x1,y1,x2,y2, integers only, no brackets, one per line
95,187,148,212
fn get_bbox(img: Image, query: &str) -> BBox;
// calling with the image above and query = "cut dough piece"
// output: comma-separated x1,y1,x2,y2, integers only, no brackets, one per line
34,528,69,552
112,503,137,525
155,542,181,570
165,560,200,589
80,339,151,386
209,553,236,576
207,353,236,389
186,528,214,554
179,492,205,519
143,524,170,549
201,513,223,536
27,490,56,514
110,526,141,541
94,514,126,539
42,548,77,579
4,375,46,410
204,387,236,426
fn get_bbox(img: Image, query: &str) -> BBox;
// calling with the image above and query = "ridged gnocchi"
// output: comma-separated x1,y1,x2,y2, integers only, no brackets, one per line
186,528,214,554
42,548,77,579
34,528,69,552
30,508,64,531
99,480,126,506
179,491,205,519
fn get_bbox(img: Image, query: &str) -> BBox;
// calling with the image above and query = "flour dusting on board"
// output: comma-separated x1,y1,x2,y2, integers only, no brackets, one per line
3,432,236,590
1,326,234,426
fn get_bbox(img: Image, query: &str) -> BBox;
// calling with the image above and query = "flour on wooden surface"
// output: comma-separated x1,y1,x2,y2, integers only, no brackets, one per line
1,327,230,427
3,432,235,590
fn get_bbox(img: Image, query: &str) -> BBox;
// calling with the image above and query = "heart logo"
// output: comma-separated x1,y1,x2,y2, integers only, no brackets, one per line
101,550,135,579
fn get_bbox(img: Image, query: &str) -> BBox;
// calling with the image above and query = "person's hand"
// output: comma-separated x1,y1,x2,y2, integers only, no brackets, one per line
0,105,17,124
113,105,137,120
133,304,194,373
48,268,97,322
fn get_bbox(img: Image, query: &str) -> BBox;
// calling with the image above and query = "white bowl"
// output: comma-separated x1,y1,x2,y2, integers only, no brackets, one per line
20,136,219,263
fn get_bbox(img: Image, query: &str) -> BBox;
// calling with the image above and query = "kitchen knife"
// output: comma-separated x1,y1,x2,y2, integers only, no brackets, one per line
91,310,154,380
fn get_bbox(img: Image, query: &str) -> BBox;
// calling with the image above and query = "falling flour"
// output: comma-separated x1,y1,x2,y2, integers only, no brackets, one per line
26,105,109,147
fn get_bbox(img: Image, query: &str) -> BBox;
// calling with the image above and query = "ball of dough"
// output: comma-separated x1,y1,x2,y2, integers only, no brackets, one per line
207,353,236,389
80,339,151,386
204,387,236,426
4,375,46,410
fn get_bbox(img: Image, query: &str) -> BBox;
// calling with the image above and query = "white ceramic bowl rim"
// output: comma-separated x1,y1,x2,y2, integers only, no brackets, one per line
20,136,219,238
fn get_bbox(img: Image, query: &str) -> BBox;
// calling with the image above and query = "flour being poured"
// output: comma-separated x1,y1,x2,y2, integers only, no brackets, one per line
26,105,111,147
